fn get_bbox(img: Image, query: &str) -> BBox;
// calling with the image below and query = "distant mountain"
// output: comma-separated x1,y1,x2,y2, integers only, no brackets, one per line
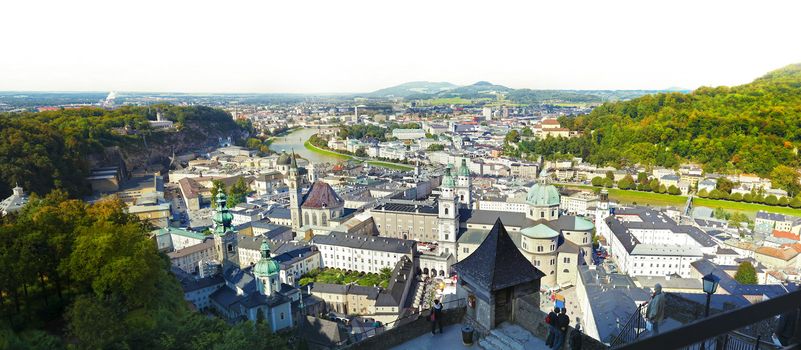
366,81,458,98
365,81,678,105
433,81,513,99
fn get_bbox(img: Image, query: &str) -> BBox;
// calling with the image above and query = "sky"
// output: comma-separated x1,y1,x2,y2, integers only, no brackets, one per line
2,0,800,93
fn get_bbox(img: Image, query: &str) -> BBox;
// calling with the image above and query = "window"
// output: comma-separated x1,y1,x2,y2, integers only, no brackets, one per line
444,207,449,215
563,257,571,263
444,234,449,240
463,248,469,253
537,246,543,252
540,212,544,218
280,312,285,320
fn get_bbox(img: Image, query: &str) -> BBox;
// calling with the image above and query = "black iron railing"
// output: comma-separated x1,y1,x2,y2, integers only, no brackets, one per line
333,298,466,348
610,302,648,347
614,289,801,350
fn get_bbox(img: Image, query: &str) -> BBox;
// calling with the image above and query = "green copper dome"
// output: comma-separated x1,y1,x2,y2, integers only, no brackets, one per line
526,183,560,207
253,241,280,276
573,216,594,231
458,159,470,177
521,223,559,239
212,192,234,235
442,166,455,188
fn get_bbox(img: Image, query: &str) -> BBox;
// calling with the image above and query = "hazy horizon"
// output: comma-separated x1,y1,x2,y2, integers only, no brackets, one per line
2,0,800,93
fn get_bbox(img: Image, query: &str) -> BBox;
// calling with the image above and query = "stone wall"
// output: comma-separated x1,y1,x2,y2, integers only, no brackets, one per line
513,295,609,350
344,307,466,350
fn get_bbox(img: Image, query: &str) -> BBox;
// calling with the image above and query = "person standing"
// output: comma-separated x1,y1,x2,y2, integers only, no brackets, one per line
553,307,570,350
774,309,799,346
569,322,583,350
430,299,443,334
646,283,666,335
546,307,559,347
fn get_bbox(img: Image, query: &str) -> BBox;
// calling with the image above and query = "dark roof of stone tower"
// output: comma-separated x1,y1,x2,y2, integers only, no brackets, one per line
302,181,344,209
452,218,544,291
276,152,292,165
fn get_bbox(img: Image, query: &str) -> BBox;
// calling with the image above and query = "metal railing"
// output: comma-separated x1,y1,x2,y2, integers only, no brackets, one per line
332,298,466,348
610,302,648,347
614,289,801,350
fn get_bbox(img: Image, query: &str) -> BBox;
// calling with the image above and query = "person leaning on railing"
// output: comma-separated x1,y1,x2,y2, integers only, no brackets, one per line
645,283,666,335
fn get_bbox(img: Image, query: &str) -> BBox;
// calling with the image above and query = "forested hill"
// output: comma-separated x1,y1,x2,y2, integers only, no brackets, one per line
549,64,801,178
0,105,243,198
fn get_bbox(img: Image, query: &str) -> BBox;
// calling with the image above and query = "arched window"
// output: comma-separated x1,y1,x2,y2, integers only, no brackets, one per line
227,244,233,252
460,195,464,201
312,213,318,226
321,212,328,225
304,212,309,225
444,207,449,215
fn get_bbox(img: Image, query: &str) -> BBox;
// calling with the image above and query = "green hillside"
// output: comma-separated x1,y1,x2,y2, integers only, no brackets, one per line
0,106,242,197
508,63,801,194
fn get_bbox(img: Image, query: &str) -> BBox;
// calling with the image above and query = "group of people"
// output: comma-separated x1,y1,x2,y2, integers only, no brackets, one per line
545,307,582,350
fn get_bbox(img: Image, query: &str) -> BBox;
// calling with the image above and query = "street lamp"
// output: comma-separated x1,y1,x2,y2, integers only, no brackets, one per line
699,273,720,350
702,273,720,317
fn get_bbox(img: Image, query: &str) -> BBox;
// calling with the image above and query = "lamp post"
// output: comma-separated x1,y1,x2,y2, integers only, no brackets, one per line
699,273,720,350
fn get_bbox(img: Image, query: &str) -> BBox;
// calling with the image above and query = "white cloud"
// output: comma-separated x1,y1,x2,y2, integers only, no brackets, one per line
1,0,799,92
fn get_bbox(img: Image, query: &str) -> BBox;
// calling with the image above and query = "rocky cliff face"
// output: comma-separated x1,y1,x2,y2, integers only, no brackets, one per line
88,119,243,175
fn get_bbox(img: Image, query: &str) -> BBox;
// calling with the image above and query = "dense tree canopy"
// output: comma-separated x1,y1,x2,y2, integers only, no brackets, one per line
0,106,240,198
506,64,801,193
0,193,291,349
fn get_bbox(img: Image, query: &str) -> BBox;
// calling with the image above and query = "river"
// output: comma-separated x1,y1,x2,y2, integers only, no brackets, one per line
268,127,341,164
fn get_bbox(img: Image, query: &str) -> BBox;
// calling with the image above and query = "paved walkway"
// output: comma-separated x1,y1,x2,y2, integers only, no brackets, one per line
390,322,551,350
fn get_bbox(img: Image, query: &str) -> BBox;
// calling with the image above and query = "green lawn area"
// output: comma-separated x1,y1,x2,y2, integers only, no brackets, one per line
559,184,801,217
418,97,473,106
366,160,414,171
304,140,414,171
303,140,353,160
298,268,392,289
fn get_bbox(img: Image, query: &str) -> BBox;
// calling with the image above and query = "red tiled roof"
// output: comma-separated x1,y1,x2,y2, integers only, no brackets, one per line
302,181,344,209
542,119,560,125
773,230,800,241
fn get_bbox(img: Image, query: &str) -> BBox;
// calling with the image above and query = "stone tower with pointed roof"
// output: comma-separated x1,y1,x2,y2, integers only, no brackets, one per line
288,151,303,232
438,165,459,258
212,192,238,265
456,158,473,208
452,218,544,331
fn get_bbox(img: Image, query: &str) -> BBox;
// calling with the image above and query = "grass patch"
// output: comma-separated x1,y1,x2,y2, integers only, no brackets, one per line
366,160,414,171
559,184,801,217
303,140,351,160
304,140,414,171
418,97,473,106
298,268,392,289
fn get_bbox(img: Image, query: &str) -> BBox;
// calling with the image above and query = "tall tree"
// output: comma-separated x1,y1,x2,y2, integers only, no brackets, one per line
770,165,801,197
734,261,758,285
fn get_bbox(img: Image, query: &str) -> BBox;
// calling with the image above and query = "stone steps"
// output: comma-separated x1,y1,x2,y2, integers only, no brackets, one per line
490,329,526,350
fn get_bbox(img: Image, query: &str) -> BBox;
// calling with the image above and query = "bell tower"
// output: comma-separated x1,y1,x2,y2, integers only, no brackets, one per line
288,150,303,232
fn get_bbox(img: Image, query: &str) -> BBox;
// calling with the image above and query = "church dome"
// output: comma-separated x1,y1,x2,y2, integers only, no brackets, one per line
254,241,280,276
458,159,470,177
441,166,455,188
526,183,560,207
212,192,234,234
521,223,559,239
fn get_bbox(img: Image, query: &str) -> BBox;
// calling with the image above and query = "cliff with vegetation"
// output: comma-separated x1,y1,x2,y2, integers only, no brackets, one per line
0,105,244,197
508,64,801,194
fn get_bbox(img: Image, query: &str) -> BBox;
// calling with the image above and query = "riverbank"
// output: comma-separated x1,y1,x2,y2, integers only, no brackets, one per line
303,140,414,171
559,184,801,217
